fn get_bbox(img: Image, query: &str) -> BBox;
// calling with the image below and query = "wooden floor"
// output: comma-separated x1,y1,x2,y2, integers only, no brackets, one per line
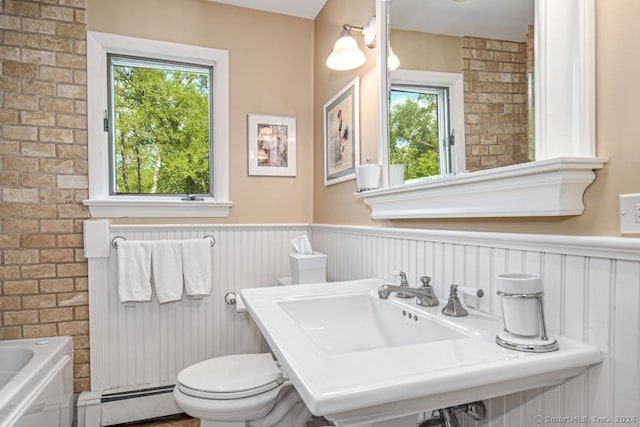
121,414,331,426
121,414,199,427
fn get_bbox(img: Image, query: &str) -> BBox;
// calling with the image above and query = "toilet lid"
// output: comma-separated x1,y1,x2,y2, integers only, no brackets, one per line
177,353,283,398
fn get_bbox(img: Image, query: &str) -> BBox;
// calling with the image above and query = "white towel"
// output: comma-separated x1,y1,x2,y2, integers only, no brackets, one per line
151,240,184,303
117,240,153,303
182,239,212,298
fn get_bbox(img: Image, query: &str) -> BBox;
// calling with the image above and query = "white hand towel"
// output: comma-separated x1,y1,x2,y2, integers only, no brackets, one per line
182,239,212,298
117,240,153,303
151,240,184,303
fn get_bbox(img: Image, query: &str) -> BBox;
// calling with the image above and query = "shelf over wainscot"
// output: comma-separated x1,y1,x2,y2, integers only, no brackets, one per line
357,157,607,219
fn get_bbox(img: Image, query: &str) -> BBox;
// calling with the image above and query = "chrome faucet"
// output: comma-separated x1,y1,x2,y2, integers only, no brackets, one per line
415,276,439,307
378,283,439,305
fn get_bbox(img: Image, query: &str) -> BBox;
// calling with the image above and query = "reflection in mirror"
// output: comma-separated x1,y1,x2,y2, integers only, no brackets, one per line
390,69,464,179
390,85,450,178
389,0,534,180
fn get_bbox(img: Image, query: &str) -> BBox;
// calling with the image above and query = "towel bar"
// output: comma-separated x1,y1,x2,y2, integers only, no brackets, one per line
111,235,216,249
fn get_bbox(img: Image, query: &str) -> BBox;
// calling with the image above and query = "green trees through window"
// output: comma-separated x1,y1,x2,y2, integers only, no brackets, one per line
389,89,446,180
110,56,212,195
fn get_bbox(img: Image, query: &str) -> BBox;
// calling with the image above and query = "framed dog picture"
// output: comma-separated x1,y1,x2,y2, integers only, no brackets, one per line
324,77,360,186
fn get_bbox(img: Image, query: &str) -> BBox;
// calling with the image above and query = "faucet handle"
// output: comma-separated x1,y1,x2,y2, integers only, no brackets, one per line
442,284,484,317
398,271,409,286
442,285,466,317
456,286,484,298
396,271,413,298
419,276,432,288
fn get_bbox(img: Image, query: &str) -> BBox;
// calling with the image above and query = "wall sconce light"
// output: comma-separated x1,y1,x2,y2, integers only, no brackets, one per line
326,16,401,72
326,17,376,71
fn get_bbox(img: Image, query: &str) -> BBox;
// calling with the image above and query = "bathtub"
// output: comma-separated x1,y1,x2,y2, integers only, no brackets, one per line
0,336,73,427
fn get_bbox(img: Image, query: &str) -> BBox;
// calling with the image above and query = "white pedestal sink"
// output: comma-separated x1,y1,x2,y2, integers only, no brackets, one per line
241,279,601,427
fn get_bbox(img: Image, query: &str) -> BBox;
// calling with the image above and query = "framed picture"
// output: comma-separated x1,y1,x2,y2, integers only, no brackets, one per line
324,77,360,186
248,114,296,176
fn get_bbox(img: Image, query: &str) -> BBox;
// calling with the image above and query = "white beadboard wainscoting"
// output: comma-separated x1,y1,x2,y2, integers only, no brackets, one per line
81,221,639,426
80,222,310,426
310,225,640,427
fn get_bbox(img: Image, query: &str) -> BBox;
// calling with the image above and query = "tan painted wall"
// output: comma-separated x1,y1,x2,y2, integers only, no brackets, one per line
313,0,379,225
87,0,315,224
390,29,462,73
313,0,640,237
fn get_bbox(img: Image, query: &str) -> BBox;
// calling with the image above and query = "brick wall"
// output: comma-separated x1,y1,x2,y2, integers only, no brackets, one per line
462,36,529,171
0,0,90,392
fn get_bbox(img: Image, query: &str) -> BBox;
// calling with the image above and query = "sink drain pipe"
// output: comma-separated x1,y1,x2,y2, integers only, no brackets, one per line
418,401,486,427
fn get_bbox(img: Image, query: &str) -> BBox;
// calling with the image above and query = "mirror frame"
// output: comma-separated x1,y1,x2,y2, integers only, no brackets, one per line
360,0,606,219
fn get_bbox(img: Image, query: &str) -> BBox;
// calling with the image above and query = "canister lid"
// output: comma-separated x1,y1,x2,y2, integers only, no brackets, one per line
496,273,542,294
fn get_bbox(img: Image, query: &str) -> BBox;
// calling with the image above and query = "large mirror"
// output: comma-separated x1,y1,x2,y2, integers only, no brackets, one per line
365,0,600,219
388,0,535,181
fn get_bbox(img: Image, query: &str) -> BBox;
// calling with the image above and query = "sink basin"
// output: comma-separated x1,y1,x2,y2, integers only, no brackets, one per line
241,278,601,426
277,293,465,354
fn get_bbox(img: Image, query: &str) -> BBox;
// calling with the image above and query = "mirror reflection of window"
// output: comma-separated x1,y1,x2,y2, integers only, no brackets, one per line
389,0,535,174
389,86,451,180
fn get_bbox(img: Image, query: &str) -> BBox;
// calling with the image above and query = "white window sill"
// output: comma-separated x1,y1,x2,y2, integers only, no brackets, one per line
356,157,607,219
83,197,233,218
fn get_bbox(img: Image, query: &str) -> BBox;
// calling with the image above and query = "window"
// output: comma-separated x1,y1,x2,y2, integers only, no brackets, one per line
108,56,212,196
389,70,466,181
86,32,231,217
390,85,452,180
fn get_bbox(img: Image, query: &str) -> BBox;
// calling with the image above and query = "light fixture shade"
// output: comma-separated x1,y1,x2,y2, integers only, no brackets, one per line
388,47,400,71
326,36,366,71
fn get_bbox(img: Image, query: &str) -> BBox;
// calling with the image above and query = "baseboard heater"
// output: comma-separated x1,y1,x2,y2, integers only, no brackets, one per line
76,383,182,426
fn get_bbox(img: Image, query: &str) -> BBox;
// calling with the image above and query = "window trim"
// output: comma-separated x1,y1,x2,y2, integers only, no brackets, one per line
390,70,466,176
85,31,231,217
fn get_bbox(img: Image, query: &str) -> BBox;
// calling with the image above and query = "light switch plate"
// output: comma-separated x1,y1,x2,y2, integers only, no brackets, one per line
619,193,640,234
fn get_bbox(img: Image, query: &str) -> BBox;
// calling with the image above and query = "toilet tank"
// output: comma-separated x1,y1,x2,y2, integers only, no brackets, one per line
290,253,327,285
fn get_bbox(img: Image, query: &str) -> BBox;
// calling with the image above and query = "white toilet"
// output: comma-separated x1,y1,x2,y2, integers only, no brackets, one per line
173,253,328,427
173,353,311,427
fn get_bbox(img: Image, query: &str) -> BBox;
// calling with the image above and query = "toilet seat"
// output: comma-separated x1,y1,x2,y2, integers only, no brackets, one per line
177,353,283,400
174,382,285,422
174,353,290,422
178,381,282,400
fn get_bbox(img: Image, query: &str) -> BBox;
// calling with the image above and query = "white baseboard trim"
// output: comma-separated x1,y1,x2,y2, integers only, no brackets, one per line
76,385,181,427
